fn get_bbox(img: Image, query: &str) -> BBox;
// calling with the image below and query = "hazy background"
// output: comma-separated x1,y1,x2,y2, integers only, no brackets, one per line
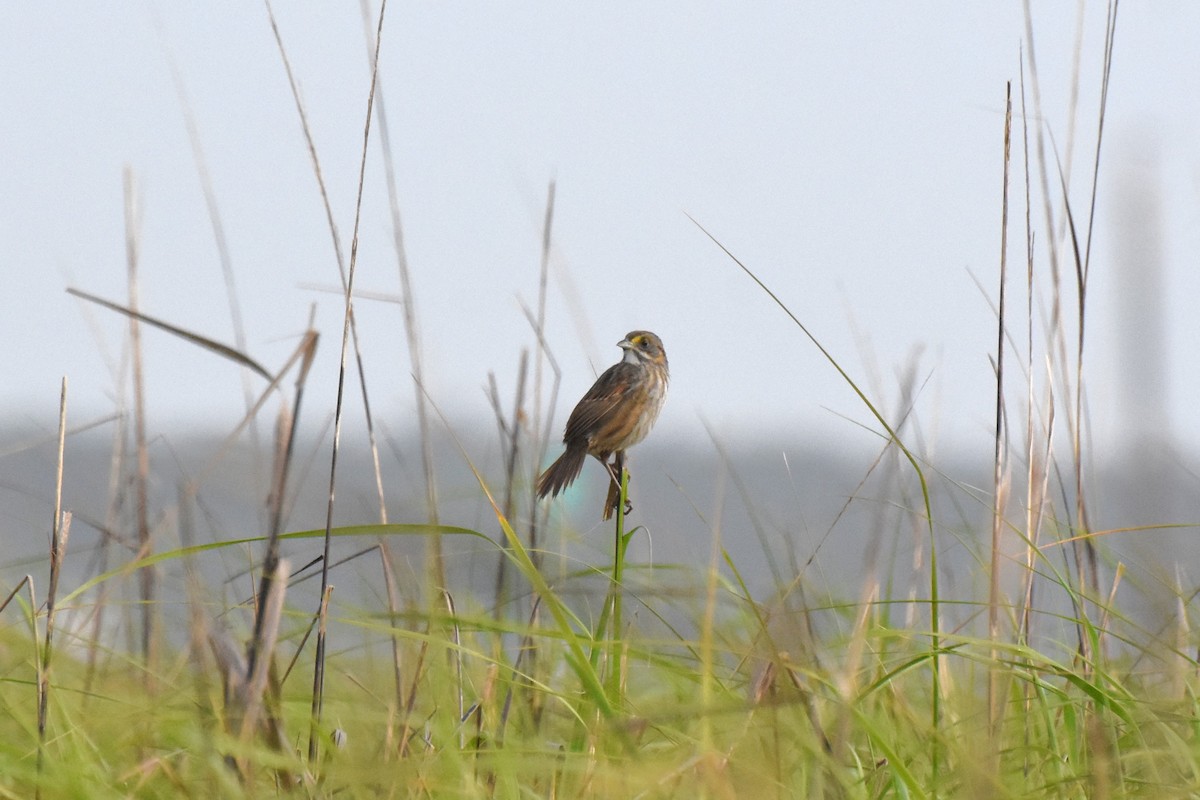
2,5,1199,621
5,5,1199,445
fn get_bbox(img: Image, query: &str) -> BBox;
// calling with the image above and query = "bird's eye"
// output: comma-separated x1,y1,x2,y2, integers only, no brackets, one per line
639,338,649,349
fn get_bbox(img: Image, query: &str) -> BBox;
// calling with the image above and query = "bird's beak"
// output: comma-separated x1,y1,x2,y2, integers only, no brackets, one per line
618,337,633,350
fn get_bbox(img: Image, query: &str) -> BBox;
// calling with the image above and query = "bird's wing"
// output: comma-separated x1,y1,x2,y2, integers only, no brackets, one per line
561,362,638,444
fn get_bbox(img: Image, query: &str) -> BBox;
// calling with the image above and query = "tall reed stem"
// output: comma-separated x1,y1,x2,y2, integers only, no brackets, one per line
605,470,631,705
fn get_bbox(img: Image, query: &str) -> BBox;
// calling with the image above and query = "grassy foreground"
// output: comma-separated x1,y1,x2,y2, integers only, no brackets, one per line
3,501,1200,799
11,2,1195,797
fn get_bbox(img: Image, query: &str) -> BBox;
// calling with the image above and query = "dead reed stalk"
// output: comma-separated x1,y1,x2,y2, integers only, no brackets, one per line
123,170,156,672
987,81,1013,737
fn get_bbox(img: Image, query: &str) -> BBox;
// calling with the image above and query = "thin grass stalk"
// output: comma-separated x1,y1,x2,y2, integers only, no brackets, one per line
1082,1,1121,283
1060,5,1087,197
521,186,560,619
786,399,918,602
987,81,1013,738
832,579,878,758
498,594,543,741
888,362,925,631
529,181,556,567
123,169,156,670
352,339,391,527
376,543,405,750
1022,0,1098,680
699,466,725,756
27,576,42,797
398,632,432,757
1049,71,1116,678
308,0,388,764
324,1,408,670
444,590,465,750
179,484,222,767
265,322,318,542
1060,172,1100,662
280,598,323,685
267,12,400,691
0,575,32,617
1023,374,1055,647
519,297,561,499
37,379,70,795
264,0,398,619
1019,1,1068,400
490,353,529,615
1097,563,1124,646
86,407,127,696
1071,0,1120,666
1017,56,1037,650
507,316,563,706
532,180,555,456
346,335,408,707
496,352,530,604
1173,567,1190,700
263,2,390,538
165,48,266,517
473,665,497,780
265,403,293,545
65,201,136,700
263,13,386,559
268,326,317,540
354,0,443,589
262,2,346,278
8,582,40,790
307,584,335,762
1016,65,1060,737
925,465,941,783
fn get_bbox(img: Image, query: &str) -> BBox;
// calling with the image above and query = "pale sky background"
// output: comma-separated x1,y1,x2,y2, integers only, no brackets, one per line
3,4,1199,465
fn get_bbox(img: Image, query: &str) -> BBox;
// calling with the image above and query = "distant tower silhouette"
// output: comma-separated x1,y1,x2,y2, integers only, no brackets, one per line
1110,136,1174,522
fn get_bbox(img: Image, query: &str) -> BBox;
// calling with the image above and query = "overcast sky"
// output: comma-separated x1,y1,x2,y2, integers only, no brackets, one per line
3,4,1198,466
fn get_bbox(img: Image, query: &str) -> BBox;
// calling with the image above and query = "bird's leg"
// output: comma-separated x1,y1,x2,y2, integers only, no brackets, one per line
598,454,620,520
596,453,620,490
602,451,629,520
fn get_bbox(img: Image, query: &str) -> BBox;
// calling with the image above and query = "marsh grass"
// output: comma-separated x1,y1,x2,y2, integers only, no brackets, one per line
8,514,1200,798
10,1,1200,797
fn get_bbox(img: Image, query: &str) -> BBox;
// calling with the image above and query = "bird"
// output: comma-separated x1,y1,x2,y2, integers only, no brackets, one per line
536,330,669,519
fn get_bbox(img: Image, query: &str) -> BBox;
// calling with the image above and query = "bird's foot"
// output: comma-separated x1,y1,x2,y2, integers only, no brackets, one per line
602,480,632,521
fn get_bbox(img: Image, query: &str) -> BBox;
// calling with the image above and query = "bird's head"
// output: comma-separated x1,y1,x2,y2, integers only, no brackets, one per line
619,331,668,367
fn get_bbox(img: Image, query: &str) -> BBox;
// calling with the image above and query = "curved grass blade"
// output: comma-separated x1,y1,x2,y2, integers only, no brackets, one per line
66,287,272,381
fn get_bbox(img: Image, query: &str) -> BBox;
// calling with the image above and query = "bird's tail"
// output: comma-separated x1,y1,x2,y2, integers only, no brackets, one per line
536,446,588,499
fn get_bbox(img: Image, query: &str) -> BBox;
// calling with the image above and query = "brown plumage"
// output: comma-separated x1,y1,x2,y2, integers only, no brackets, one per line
537,331,669,519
